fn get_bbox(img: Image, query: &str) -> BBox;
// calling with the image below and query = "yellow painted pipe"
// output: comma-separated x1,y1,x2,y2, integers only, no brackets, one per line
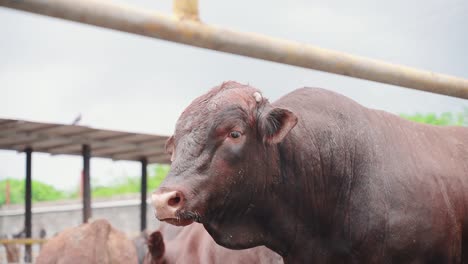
0,238,48,245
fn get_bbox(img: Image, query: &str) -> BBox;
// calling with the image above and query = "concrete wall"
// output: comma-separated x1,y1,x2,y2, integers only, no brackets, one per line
0,199,161,238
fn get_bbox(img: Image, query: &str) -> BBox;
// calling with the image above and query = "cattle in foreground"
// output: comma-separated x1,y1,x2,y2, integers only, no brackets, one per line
36,219,138,264
152,81,468,263
143,222,282,263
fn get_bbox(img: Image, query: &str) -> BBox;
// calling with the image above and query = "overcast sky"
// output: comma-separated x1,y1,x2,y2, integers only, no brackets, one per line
1,0,467,191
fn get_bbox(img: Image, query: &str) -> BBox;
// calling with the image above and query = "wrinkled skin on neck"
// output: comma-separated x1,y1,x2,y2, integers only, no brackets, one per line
159,82,303,254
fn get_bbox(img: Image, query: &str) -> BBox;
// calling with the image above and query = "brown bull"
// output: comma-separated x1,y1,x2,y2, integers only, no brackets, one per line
36,219,138,264
152,81,468,263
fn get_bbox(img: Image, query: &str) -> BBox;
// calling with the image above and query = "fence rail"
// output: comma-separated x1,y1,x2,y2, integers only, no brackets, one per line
0,0,467,99
0,239,44,263
0,238,47,245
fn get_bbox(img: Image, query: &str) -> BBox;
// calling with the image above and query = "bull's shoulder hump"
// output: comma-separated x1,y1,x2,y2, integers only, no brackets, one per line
282,87,331,97
277,87,355,102
274,87,364,111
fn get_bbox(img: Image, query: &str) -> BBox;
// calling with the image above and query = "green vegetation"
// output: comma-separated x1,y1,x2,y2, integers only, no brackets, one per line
0,164,169,205
400,110,468,126
0,179,68,205
92,165,169,198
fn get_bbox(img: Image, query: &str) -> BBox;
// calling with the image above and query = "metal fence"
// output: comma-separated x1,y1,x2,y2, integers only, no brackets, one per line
0,239,46,264
0,0,467,99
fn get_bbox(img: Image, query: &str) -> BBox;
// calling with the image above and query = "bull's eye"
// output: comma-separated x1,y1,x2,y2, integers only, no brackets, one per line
229,131,241,139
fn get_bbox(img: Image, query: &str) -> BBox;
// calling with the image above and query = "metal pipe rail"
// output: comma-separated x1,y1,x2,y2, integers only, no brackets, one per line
1,0,468,99
0,238,47,245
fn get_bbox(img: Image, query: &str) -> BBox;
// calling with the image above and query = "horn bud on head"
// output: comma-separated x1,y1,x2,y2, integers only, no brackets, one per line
253,92,262,103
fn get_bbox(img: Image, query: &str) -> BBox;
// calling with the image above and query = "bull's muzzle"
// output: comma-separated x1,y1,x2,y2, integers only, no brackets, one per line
151,190,185,221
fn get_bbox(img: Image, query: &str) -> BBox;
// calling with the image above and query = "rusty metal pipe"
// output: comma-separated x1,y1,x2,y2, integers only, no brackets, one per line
1,0,468,99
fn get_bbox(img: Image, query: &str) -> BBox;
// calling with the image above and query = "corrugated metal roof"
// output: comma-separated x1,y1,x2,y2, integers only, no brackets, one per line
0,118,170,164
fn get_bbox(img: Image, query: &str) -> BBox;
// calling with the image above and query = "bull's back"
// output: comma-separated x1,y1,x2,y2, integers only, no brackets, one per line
276,87,468,192
371,112,468,206
275,87,468,261
369,113,468,261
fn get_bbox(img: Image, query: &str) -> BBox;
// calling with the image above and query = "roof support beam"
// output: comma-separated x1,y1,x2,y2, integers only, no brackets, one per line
0,130,166,154
24,147,32,263
0,118,171,163
110,149,166,161
0,0,467,98
82,144,92,223
140,158,148,231
91,142,164,156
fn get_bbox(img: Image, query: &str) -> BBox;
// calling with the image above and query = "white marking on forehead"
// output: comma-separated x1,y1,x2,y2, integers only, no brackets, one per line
253,92,262,103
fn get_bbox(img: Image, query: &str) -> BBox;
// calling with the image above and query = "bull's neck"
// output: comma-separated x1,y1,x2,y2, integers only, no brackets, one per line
265,117,362,260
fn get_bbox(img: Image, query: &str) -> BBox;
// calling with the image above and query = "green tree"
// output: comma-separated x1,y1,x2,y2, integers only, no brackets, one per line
0,165,171,204
400,110,467,126
147,164,170,191
0,178,66,205
91,164,170,198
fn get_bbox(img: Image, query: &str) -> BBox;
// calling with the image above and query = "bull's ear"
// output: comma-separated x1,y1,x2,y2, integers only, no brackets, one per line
261,108,298,144
165,136,175,162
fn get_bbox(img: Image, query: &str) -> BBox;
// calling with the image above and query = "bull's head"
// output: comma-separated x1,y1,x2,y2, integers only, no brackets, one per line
152,81,297,249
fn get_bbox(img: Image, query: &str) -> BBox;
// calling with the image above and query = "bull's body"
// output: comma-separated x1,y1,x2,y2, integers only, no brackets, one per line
153,82,468,263
270,88,468,263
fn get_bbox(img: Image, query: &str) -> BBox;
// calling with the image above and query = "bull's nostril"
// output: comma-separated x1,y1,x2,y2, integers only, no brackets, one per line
168,195,181,207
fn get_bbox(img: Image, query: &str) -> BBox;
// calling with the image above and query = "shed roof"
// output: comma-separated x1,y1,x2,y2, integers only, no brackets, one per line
0,118,170,164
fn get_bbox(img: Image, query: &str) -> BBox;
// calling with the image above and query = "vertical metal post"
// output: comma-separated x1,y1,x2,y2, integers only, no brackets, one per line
82,144,91,223
173,0,199,20
140,158,148,231
24,147,32,262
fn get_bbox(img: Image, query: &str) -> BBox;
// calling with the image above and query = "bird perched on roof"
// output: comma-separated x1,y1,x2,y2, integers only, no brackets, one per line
72,113,82,125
